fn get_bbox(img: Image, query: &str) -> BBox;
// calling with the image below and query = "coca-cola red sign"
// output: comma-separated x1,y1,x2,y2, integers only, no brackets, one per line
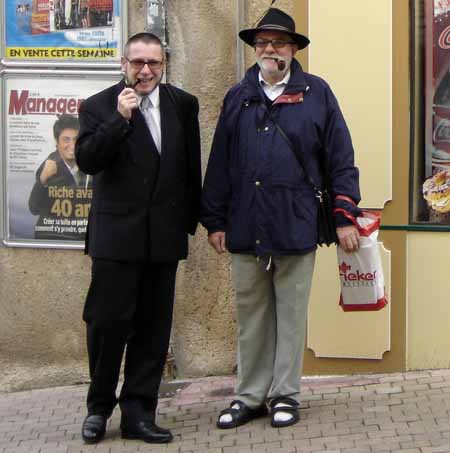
439,24,450,49
426,2,450,165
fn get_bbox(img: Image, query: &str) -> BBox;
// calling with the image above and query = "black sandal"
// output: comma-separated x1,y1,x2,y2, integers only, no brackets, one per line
217,400,267,429
269,397,300,428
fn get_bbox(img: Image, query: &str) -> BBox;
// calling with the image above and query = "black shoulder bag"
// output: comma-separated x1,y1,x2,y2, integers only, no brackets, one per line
272,121,338,247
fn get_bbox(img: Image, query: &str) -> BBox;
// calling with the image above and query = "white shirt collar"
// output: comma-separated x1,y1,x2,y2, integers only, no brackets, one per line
259,70,291,88
137,84,160,108
63,160,77,176
137,85,162,154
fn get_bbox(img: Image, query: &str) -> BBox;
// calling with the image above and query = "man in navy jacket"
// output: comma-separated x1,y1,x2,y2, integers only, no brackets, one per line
201,8,361,429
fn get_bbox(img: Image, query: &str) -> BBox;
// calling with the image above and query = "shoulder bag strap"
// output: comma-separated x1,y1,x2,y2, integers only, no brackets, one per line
271,118,325,199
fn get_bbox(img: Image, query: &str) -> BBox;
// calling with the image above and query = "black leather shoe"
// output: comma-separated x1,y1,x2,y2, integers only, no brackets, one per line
81,414,107,444
120,418,173,443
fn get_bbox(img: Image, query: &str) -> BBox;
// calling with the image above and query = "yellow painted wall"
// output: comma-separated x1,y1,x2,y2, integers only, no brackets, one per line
308,0,392,209
295,0,410,374
306,0,392,360
407,233,450,370
308,243,391,360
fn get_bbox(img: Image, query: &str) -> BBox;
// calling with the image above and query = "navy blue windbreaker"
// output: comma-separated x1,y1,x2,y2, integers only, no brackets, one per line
201,59,361,256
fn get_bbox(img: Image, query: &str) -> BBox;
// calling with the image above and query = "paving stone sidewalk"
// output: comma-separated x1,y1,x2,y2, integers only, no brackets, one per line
1,369,450,453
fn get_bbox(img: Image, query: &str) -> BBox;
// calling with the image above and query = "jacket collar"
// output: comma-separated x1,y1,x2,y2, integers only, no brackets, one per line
116,78,127,95
241,58,307,100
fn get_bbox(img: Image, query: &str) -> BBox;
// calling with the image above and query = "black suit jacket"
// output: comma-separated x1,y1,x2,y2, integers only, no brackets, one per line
75,81,202,262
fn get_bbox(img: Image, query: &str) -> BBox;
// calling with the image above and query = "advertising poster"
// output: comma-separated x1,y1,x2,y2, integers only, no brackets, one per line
2,0,125,65
2,70,121,247
423,0,450,221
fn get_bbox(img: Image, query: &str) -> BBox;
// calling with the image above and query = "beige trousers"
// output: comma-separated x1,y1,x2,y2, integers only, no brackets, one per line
231,252,316,408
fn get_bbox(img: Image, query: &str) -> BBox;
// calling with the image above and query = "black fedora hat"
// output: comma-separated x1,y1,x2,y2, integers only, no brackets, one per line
239,8,310,50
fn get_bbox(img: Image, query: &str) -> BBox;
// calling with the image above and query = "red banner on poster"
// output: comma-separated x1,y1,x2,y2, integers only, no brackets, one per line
88,0,113,11
31,0,50,35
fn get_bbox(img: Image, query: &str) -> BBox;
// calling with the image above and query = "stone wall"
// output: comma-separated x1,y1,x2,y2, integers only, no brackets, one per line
167,0,294,377
0,0,293,392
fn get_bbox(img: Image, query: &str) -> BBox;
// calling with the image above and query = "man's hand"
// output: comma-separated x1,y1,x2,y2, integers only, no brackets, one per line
336,225,360,253
39,159,58,185
117,88,138,120
208,231,226,254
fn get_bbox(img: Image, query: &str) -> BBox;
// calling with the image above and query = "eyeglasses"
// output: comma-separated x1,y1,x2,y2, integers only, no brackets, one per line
254,39,296,49
126,58,164,70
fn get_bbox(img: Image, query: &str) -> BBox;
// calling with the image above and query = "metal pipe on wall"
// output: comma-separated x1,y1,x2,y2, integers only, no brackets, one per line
145,0,167,83
236,0,245,81
145,0,167,47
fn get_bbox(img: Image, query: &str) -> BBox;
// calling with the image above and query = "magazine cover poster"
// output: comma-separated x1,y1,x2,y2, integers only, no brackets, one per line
4,0,124,63
3,72,120,247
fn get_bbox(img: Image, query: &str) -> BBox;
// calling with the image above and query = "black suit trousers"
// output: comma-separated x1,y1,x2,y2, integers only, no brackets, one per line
83,258,178,417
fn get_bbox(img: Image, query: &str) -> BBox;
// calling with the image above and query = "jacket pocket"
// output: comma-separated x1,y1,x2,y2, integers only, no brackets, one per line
292,185,316,221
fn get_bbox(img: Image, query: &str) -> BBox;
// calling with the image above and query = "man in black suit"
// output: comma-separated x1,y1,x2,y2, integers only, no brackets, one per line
75,32,201,444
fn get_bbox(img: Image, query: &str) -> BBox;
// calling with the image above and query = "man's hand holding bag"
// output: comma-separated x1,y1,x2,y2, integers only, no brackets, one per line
334,210,388,312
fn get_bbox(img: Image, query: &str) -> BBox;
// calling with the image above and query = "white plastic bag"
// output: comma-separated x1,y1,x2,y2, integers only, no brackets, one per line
336,212,388,311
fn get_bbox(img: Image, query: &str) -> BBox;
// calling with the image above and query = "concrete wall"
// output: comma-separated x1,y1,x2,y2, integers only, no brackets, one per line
0,0,294,392
169,0,294,377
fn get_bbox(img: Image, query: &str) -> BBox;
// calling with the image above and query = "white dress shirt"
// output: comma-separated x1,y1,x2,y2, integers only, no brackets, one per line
65,162,89,189
259,70,291,101
138,85,162,154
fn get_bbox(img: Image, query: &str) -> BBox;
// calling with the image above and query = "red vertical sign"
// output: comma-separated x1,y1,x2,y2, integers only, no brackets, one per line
423,1,450,218
427,1,450,166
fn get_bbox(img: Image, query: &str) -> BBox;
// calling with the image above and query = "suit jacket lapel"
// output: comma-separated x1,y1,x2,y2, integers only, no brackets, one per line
56,156,76,185
159,86,173,159
126,104,160,175
111,79,159,169
154,86,183,195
